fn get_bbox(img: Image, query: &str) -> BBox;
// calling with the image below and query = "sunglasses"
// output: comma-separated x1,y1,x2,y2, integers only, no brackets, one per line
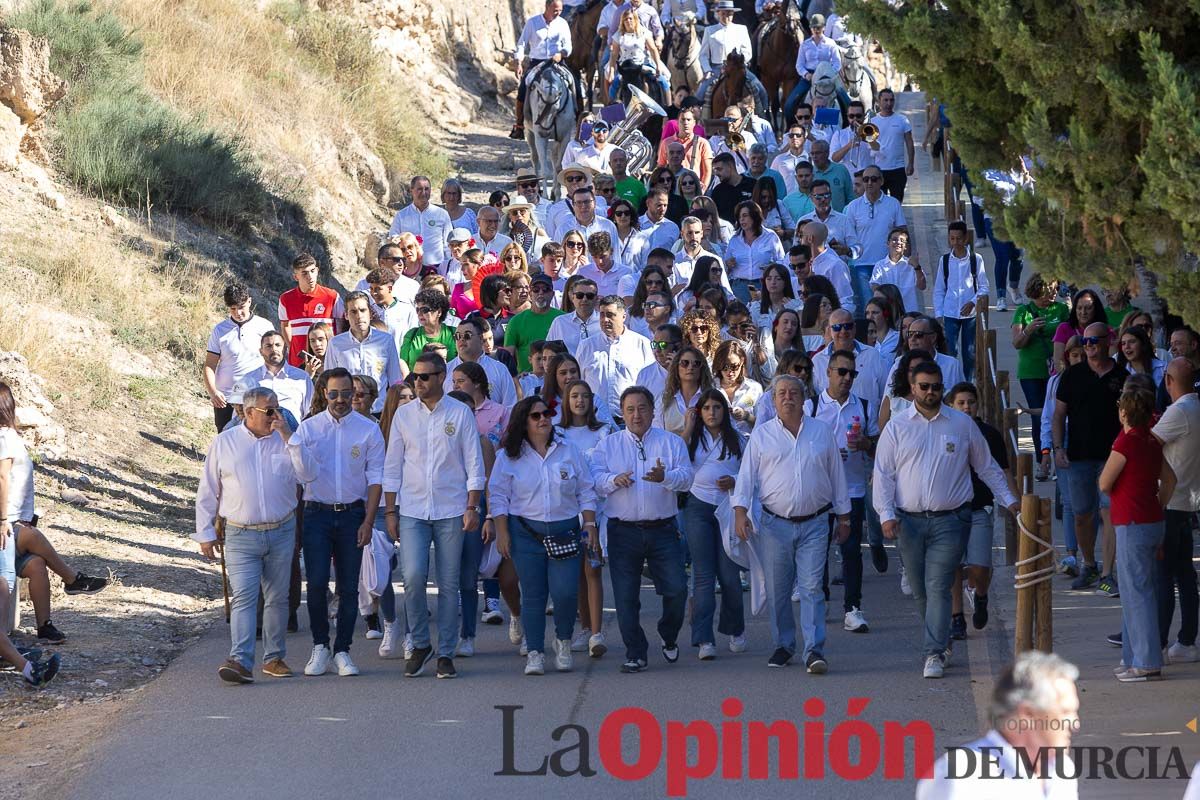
908,329,934,338
528,410,552,421
916,382,944,392
651,340,680,351
1081,336,1104,346
833,367,859,378
453,333,475,342
573,292,597,300
248,406,278,416
643,300,666,310
415,306,434,314
831,322,855,332
565,175,586,183
791,365,812,375
863,176,882,183
812,193,832,201
565,241,585,249
518,181,539,190
352,391,372,399
678,359,702,368
413,371,444,382
531,283,553,293
326,390,354,399
689,325,707,333
614,209,632,217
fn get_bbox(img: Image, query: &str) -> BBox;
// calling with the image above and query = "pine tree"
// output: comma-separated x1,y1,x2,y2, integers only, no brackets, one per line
843,1,1200,326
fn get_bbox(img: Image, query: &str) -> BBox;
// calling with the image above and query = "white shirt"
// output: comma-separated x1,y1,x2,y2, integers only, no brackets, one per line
745,114,778,151
810,247,857,312
873,404,1015,522
597,0,625,36
489,438,599,521
377,299,419,352
615,228,652,269
916,730,1079,800
845,193,906,265
323,329,403,413
205,316,274,396
799,209,859,257
639,214,681,251
933,250,990,319
578,261,636,298
724,229,786,282
611,2,662,42
871,255,922,313
546,309,601,353
195,425,302,542
443,354,518,408
476,231,514,258
660,0,706,26
809,390,879,497
698,22,752,76
811,340,888,404
795,35,841,75
578,142,614,174
829,125,879,175
690,429,743,506
771,150,813,195
732,416,851,517
387,203,453,266
576,328,656,413
884,352,965,399
0,427,34,521
352,276,419,322
383,395,486,520
673,248,734,294
242,363,313,423
723,379,763,435
868,111,913,171
560,423,616,459
515,12,573,60
635,361,669,398
593,427,694,521
555,214,620,248
1152,392,1200,512
289,410,386,505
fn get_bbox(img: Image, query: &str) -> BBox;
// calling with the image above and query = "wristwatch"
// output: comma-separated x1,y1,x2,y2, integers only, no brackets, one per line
467,505,482,513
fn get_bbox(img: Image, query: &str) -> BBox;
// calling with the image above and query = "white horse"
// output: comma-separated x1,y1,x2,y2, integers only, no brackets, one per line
668,13,703,95
837,39,877,112
808,60,842,116
524,64,578,200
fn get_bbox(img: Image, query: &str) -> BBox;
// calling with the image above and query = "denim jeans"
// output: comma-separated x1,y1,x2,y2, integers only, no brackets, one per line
897,507,971,657
864,483,883,549
509,516,581,653
851,264,873,318
683,497,744,646
460,525,483,640
1157,511,1198,648
835,498,866,612
1019,378,1048,455
302,505,366,654
607,519,688,662
1118,522,1166,670
985,218,1022,296
398,515,465,659
759,513,827,658
225,518,295,669
942,315,977,382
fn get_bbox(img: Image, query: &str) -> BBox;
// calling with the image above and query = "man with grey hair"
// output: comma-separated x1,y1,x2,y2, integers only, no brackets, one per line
387,175,452,268
475,205,514,256
196,386,303,683
917,651,1080,797
743,142,786,199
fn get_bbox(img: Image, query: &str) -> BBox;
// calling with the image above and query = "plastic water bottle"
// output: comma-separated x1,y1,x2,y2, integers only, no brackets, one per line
847,416,862,452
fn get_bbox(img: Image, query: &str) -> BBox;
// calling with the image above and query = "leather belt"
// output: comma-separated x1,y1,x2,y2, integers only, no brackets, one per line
608,517,674,530
304,500,366,513
763,503,832,524
898,504,970,518
228,511,295,531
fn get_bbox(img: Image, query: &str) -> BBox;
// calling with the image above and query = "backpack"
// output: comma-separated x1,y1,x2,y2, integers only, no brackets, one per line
941,247,981,292
809,394,869,421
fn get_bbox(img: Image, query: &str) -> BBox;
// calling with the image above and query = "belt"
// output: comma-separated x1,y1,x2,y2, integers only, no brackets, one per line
304,500,366,513
898,504,970,518
763,503,832,524
608,517,674,529
227,511,295,531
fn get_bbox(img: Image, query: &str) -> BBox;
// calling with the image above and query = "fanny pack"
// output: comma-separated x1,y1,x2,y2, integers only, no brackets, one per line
533,522,582,560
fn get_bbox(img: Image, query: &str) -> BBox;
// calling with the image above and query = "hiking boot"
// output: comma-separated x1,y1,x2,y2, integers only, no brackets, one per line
36,621,66,644
262,659,293,678
436,657,457,679
972,595,989,630
24,654,61,688
404,645,434,677
950,614,967,640
63,572,108,595
218,658,254,684
767,647,792,668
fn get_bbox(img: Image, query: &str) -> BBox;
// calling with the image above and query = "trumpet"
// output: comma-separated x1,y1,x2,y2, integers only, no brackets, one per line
859,122,880,143
727,130,747,151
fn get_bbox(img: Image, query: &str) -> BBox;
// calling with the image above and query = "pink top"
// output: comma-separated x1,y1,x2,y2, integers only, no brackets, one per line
474,399,510,447
450,283,481,319
661,119,707,142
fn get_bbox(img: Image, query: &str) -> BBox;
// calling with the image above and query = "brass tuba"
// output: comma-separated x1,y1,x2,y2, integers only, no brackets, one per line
607,85,668,177
859,122,880,142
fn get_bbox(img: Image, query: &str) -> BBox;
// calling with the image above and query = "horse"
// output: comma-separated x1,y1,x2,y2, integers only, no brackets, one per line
524,64,578,199
667,13,703,95
754,0,801,133
807,60,844,123
708,51,759,121
837,38,877,112
565,0,605,109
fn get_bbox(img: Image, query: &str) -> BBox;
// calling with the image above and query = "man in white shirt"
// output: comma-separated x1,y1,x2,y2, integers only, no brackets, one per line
639,190,681,251
444,316,519,407
798,180,858,260
811,310,887,403
733,375,850,672
933,221,990,382
869,88,915,201
593,387,694,672
243,331,313,424
546,278,601,352
475,206,514,257
803,221,856,313
287,368,387,678
782,14,849,125
696,2,768,112
883,316,965,396
576,297,655,415
636,324,682,398
870,227,926,313
196,386,303,684
510,0,574,140
673,216,733,293
873,362,1017,679
830,101,881,176
556,186,619,245
387,175,453,268
577,120,615,174
772,124,813,196
579,231,636,298
202,283,274,433
384,352,486,680
845,164,907,311
323,292,405,414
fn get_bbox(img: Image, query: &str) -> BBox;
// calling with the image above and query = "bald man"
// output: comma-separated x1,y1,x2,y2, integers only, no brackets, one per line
804,221,855,313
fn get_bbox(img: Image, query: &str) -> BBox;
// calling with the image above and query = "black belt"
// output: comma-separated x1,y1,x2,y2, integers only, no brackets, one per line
609,517,674,529
763,503,832,524
304,500,365,513
898,504,970,518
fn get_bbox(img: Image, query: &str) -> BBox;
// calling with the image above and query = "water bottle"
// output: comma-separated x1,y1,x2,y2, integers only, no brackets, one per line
847,415,862,452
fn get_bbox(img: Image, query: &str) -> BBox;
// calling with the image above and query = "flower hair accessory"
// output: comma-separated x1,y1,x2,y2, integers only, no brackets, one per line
469,237,476,247
415,235,424,245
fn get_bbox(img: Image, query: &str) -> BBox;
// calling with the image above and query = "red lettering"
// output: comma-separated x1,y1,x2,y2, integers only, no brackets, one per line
748,721,799,779
720,698,743,779
599,707,662,781
883,720,937,779
666,720,719,797
803,697,826,778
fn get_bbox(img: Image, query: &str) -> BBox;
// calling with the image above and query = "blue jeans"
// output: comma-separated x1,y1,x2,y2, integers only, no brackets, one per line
897,507,971,657
985,218,1021,297
759,513,827,658
460,524,483,640
942,315,976,383
864,483,883,549
1158,511,1199,648
302,505,365,654
1117,522,1166,670
1064,459,1105,518
225,518,295,669
683,497,745,645
1019,378,1048,455
398,515,465,659
782,80,850,126
509,516,582,653
834,498,866,612
607,519,688,662
850,263,873,317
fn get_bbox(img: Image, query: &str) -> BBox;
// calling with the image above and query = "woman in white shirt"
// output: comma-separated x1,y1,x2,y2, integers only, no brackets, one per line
865,298,901,363
557,380,616,658
683,389,747,659
656,346,714,437
713,340,763,435
752,178,796,243
752,263,802,332
724,201,786,300
490,397,599,676
610,198,651,270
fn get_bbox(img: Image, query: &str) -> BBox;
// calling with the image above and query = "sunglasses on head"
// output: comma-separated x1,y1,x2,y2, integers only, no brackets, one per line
831,322,855,332
917,382,944,392
413,371,443,382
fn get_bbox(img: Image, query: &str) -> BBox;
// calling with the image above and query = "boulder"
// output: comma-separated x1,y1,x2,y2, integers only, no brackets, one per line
0,27,66,125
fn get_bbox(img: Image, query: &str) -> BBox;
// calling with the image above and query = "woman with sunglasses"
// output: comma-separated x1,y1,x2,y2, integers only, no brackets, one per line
490,396,599,675
677,255,733,314
752,177,796,244
753,262,802,332
560,231,590,278
488,190,511,211
505,271,533,317
351,374,380,419
753,349,814,426
1117,325,1165,386
441,178,477,234
675,168,703,207
499,242,530,275
609,198,651,270
1052,289,1108,374
680,309,722,364
399,288,457,369
645,166,689,223
713,339,762,435
690,200,734,255
684,389,747,660
656,346,715,438
557,379,616,658
725,201,786,304
799,293,833,353
474,273,515,346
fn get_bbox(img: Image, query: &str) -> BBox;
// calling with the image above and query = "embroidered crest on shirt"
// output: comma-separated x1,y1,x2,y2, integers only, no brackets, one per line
945,441,956,453
351,444,361,459
315,303,326,314
444,422,456,436
559,468,569,480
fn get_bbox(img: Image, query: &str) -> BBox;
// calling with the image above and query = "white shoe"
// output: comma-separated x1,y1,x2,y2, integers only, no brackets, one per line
554,638,573,671
403,634,414,662
923,654,944,679
995,297,1007,312
365,624,383,640
900,566,912,596
378,622,400,659
456,637,475,658
962,584,975,613
729,634,747,653
1168,642,1199,663
843,607,869,633
481,597,504,624
571,628,591,652
524,651,545,675
699,643,718,661
334,651,360,677
519,637,528,656
588,631,607,658
791,589,802,603
545,599,555,615
304,644,331,676
509,615,524,645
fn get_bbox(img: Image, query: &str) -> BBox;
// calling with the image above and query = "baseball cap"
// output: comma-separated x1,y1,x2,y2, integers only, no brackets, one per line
530,272,554,288
592,121,610,133
449,227,473,243
810,13,826,27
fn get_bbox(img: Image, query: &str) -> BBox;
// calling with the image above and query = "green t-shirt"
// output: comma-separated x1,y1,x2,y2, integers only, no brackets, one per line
399,324,457,369
504,308,564,372
1106,304,1136,329
1012,301,1068,379
616,177,647,210
814,162,854,211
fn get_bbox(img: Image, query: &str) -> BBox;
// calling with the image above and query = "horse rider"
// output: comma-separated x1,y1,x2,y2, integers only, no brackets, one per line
511,0,575,141
660,0,707,27
697,1,770,114
782,13,851,126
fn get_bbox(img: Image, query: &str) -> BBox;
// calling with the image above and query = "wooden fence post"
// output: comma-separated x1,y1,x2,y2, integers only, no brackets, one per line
1036,497,1054,652
1015,493,1040,653
1008,453,1032,566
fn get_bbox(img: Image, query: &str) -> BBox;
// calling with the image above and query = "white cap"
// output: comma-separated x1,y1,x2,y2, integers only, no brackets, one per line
449,227,473,243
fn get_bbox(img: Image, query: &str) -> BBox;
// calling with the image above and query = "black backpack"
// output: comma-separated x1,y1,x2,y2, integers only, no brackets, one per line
941,247,981,292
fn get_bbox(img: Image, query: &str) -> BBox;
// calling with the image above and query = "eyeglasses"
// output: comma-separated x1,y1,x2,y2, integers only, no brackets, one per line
812,193,832,201
412,371,444,382
453,332,475,342
326,390,354,399
635,437,647,461
908,329,934,339
831,322,855,332
1081,336,1104,346
833,367,859,378
248,406,278,416
916,382,944,392
573,291,597,300
565,241,585,249
528,410,551,421
652,340,680,351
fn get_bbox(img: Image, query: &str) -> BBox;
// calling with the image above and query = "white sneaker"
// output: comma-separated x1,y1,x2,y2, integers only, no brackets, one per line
545,598,555,615
729,634,747,653
509,615,524,645
365,623,383,640
923,654,944,679
524,651,545,675
378,622,400,659
481,597,503,624
456,637,475,658
334,651,360,677
843,607,869,633
519,637,529,656
588,631,607,658
995,297,1008,312
571,628,591,652
962,584,976,613
403,634,414,662
304,644,331,676
1168,642,1199,663
900,566,912,596
699,643,718,661
791,588,802,602
554,638,573,672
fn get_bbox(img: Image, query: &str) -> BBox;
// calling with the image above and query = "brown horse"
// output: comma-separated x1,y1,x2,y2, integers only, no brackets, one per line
565,0,606,109
707,51,754,121
755,0,800,132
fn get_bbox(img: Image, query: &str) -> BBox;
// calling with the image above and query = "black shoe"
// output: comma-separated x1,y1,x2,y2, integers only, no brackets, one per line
661,642,679,663
805,652,828,674
767,647,792,668
949,614,967,641
436,656,457,679
2,647,42,671
25,653,61,688
404,645,434,677
620,658,647,673
255,628,263,640
832,573,844,586
1106,631,1122,648
871,544,888,573
63,572,108,595
36,621,66,644
972,595,989,630
508,125,525,140
287,611,299,633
